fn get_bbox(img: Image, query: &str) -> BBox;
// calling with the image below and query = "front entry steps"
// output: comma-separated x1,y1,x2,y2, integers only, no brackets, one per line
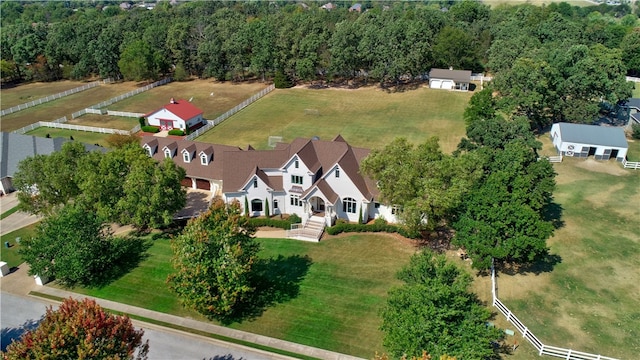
286,216,325,242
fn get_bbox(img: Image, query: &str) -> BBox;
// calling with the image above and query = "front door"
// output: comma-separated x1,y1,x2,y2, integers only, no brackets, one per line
160,119,173,130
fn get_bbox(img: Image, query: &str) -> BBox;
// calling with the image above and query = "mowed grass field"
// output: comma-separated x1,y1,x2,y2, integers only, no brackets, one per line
106,80,269,120
0,82,141,132
196,86,471,154
1,80,92,109
464,139,640,360
64,234,416,358
25,127,112,147
67,114,139,130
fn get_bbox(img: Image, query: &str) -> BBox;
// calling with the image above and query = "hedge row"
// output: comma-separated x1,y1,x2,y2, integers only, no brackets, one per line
168,129,185,136
326,222,414,238
141,126,160,133
248,216,299,230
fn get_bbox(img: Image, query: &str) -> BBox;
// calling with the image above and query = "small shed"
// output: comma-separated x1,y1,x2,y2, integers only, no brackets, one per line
550,123,628,161
144,98,205,131
428,68,471,91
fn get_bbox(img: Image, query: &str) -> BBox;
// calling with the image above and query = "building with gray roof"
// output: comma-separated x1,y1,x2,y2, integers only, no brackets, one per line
550,123,628,161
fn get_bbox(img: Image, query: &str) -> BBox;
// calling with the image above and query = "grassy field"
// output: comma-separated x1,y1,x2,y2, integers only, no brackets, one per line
460,137,640,360
196,86,471,153
1,80,91,109
25,127,112,147
0,223,38,269
107,80,269,120
63,233,416,358
67,114,139,131
0,82,141,132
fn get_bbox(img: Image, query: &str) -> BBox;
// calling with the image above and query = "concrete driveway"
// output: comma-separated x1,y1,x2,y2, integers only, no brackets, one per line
0,193,40,237
174,189,212,220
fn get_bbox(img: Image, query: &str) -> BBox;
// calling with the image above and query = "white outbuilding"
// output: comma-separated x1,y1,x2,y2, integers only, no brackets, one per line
550,123,628,161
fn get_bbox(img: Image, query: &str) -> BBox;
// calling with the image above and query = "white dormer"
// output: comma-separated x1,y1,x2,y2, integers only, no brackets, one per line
200,153,208,165
164,148,172,158
181,149,191,163
143,144,153,157
199,148,213,165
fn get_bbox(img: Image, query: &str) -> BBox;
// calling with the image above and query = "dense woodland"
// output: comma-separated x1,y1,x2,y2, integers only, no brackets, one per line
2,1,638,126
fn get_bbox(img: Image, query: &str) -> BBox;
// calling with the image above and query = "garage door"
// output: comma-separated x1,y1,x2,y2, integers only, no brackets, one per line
181,178,192,188
441,80,454,90
430,79,442,89
196,179,210,190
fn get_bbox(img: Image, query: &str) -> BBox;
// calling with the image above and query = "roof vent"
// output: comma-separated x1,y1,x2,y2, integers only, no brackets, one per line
311,136,320,141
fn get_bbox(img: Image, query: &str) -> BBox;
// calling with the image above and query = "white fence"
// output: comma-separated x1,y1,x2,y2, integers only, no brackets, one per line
187,84,275,141
471,73,493,82
88,77,172,110
622,159,640,169
106,110,144,117
491,261,618,360
1,81,101,117
626,76,640,83
13,120,132,136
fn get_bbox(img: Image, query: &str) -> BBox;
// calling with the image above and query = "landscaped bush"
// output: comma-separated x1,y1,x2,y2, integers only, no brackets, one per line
274,70,293,88
247,217,295,230
632,123,640,140
168,129,185,136
138,117,146,128
288,213,301,224
141,126,160,133
326,218,414,238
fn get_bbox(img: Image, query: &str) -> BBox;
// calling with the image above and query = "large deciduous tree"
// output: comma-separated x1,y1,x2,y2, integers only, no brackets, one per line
361,137,482,237
381,250,503,359
168,198,259,321
19,205,116,286
3,297,149,360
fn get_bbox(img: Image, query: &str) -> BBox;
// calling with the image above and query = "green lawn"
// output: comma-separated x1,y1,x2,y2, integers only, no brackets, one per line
26,127,112,147
0,205,21,220
0,223,38,269
68,114,139,131
196,86,471,154
490,158,640,360
1,80,90,109
62,233,416,358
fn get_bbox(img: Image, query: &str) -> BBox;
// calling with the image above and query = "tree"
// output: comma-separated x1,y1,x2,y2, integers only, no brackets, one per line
453,117,556,270
118,40,158,81
168,198,260,321
3,297,149,360
381,250,503,359
361,137,482,236
620,28,640,76
19,205,116,286
13,142,89,216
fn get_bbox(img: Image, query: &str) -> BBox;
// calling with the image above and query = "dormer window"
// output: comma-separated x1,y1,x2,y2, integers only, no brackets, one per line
294,159,299,169
182,151,190,163
164,149,172,158
253,178,258,188
144,145,152,157
200,153,208,165
335,168,340,178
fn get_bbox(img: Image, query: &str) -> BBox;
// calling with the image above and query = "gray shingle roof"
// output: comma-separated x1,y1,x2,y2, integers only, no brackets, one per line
0,132,104,179
429,68,472,83
557,123,628,148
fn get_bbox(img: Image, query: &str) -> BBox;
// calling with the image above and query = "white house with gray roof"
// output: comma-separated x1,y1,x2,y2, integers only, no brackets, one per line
428,68,471,91
550,123,628,161
0,132,104,195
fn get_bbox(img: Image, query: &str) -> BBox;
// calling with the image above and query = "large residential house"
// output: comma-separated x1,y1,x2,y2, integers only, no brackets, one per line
141,135,398,234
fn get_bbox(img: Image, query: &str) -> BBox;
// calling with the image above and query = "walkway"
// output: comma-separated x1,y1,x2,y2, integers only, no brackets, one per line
0,193,40,236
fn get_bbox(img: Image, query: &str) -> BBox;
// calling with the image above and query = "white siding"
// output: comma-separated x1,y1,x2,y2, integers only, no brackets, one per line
324,165,367,223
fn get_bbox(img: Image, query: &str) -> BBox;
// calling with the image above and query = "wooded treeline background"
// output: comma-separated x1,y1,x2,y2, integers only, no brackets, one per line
2,0,638,125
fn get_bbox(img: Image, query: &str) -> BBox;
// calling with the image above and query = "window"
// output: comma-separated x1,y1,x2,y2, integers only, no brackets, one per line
251,199,263,212
291,175,303,185
391,206,401,215
343,197,357,214
183,152,190,163
374,202,380,209
273,199,279,209
335,168,340,178
253,178,258,188
200,154,208,165
144,146,152,157
290,195,301,207
164,149,172,158
294,159,299,168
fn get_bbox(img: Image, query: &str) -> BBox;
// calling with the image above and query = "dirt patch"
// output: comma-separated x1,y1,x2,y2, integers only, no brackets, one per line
575,158,628,176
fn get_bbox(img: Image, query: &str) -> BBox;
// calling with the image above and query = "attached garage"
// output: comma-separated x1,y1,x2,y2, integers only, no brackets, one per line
181,178,192,187
430,79,442,89
550,123,628,161
196,179,210,190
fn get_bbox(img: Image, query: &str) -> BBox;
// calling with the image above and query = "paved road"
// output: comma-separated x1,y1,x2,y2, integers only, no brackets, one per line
1,293,285,360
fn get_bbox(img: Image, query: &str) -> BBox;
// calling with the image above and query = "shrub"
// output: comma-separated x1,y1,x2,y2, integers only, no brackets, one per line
138,117,146,128
326,220,414,238
288,213,301,224
168,129,185,136
274,69,293,88
247,217,294,230
141,126,160,133
632,123,640,140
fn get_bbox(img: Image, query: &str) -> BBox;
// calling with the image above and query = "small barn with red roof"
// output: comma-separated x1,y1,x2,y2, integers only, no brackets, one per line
144,98,205,131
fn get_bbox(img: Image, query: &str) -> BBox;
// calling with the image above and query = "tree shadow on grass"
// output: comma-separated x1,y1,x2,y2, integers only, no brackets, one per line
1,318,42,352
89,237,152,288
542,201,565,230
221,254,312,325
499,253,563,276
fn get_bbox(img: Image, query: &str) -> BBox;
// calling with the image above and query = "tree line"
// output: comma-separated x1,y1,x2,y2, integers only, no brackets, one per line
1,0,638,87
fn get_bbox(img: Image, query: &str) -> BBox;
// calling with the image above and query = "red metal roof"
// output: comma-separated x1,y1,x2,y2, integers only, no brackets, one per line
146,99,203,120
